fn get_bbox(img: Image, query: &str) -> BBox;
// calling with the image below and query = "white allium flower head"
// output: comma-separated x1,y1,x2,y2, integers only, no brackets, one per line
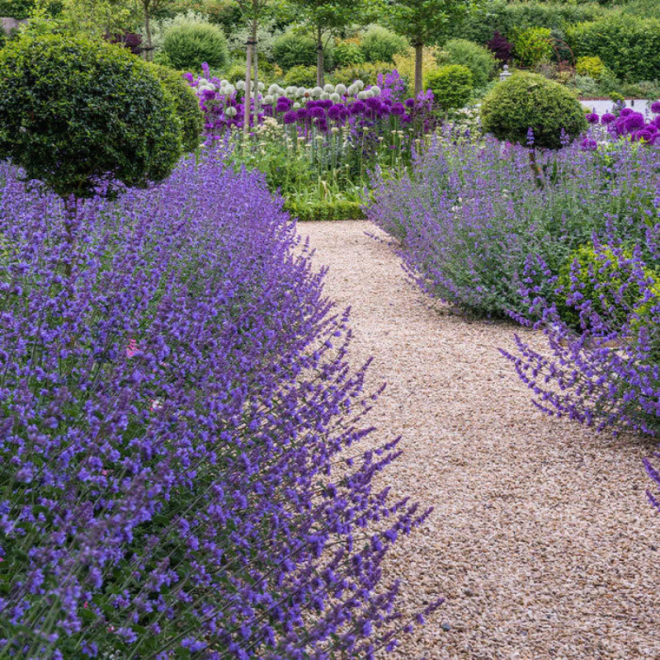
268,84,278,95
297,87,307,97
225,107,237,117
263,94,274,105
220,79,228,86
347,84,358,96
257,82,265,91
335,84,347,95
285,86,296,96
312,86,323,97
225,85,236,96
324,84,334,93
198,77,209,85
357,91,367,100
330,93,341,102
293,102,301,109
370,85,381,96
355,79,365,90
320,92,331,100
236,80,246,91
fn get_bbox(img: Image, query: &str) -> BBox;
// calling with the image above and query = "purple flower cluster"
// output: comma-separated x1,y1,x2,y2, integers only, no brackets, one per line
584,102,660,146
0,151,438,656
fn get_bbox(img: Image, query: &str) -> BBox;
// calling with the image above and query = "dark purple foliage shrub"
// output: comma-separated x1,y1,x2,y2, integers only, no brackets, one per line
106,32,143,55
0,151,437,657
486,31,513,64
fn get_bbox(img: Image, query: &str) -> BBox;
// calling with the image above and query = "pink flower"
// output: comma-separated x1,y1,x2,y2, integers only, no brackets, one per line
126,338,138,358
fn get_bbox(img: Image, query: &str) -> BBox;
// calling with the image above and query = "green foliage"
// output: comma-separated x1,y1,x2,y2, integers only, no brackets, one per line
575,55,605,80
329,60,392,86
146,9,209,51
0,33,182,199
272,30,324,70
0,0,61,19
162,21,229,72
480,72,587,150
566,15,660,82
385,0,472,46
284,198,365,221
284,64,318,86
147,63,203,153
513,26,553,67
334,40,364,67
437,38,496,89
360,25,407,63
425,64,473,111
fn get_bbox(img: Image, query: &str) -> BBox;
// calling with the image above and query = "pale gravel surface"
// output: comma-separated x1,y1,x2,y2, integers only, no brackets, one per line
296,220,660,660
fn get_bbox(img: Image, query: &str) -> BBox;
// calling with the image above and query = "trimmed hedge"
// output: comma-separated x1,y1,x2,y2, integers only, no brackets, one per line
162,22,229,72
0,33,181,199
425,65,473,111
360,25,408,64
480,72,587,150
437,39,497,89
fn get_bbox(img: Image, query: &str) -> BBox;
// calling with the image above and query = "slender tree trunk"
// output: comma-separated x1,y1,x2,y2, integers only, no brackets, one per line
252,32,260,125
243,20,257,136
144,1,152,61
414,41,423,97
316,26,325,87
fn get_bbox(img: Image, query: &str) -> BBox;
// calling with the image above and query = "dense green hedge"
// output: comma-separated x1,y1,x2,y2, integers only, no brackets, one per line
566,15,660,82
273,32,334,71
480,72,587,150
162,22,229,72
437,39,496,89
425,65,473,111
0,33,182,198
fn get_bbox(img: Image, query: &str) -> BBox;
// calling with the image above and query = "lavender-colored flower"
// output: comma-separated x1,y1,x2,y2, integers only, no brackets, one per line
580,137,598,151
309,106,325,119
586,113,599,124
625,112,646,132
601,112,616,125
650,100,660,114
350,101,366,115
391,102,405,116
328,104,344,120
283,110,298,124
405,98,416,108
620,107,634,117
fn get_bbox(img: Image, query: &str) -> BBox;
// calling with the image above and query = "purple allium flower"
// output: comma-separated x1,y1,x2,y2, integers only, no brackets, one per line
309,106,325,119
635,129,653,143
620,107,634,117
328,104,343,120
405,98,416,108
601,112,616,125
625,112,646,132
586,113,599,124
391,102,405,116
296,107,309,120
350,101,366,115
651,100,660,114
283,110,298,124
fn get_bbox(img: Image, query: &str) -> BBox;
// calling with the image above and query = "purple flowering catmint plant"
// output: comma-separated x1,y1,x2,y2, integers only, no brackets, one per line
0,150,438,657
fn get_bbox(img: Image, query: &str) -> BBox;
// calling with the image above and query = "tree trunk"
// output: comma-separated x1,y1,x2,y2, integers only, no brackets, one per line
316,26,325,87
143,1,152,61
243,20,257,136
252,33,260,125
414,41,423,97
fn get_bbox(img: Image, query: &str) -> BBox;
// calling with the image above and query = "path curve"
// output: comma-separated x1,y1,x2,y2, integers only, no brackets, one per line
297,221,659,659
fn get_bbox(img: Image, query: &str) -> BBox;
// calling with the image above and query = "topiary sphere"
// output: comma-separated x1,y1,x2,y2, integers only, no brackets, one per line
480,72,588,150
425,65,473,111
0,33,182,199
162,23,229,73
147,63,204,153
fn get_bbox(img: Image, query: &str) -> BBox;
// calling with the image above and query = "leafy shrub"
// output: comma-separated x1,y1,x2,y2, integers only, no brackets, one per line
425,65,473,111
146,9,209,51
572,74,600,97
575,55,606,80
437,39,497,89
393,46,439,90
360,25,408,63
273,31,334,71
566,15,660,82
486,30,513,63
285,198,365,221
0,0,61,19
480,72,587,150
147,63,204,153
0,151,434,656
162,22,229,72
334,39,365,67
284,63,318,87
330,61,391,87
512,26,553,68
223,61,247,82
0,32,181,199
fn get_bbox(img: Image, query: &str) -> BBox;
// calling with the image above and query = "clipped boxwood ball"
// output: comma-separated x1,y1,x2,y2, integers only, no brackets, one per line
163,23,229,73
425,65,473,111
147,63,204,153
0,33,182,199
480,72,587,149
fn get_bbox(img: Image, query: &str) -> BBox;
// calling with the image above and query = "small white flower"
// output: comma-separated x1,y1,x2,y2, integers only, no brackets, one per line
330,93,341,102
312,86,323,97
263,94,274,105
236,80,246,91
370,85,381,96
225,107,237,117
357,91,367,100
335,84,347,96
293,102,301,109
257,82,265,91
320,92,331,100
324,83,334,93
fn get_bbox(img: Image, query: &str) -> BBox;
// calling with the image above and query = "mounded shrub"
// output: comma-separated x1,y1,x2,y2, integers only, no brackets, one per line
425,64,473,111
486,31,513,63
0,32,181,199
334,40,365,67
162,22,229,72
437,39,497,89
147,63,204,153
360,25,408,64
283,64,317,87
480,72,587,150
512,26,553,68
566,15,660,83
330,61,391,87
273,31,334,71
575,55,606,81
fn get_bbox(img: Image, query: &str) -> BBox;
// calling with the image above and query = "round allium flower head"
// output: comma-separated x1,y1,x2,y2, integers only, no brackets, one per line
651,100,660,114
236,80,246,91
330,93,341,103
405,98,416,108
319,99,333,109
601,112,616,125
350,101,366,115
647,123,658,134
586,113,599,124
311,86,323,97
262,94,274,105
357,91,368,100
283,110,297,124
296,107,308,120
624,112,646,132
225,106,237,117
257,82,265,91
365,97,382,110
335,83,347,96
316,117,328,131
340,107,350,119
309,106,325,119
634,129,653,143
391,102,405,116
370,85,381,96
327,104,343,120
620,107,633,117
324,84,334,93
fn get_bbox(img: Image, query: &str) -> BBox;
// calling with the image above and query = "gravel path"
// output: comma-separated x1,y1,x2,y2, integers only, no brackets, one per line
297,221,660,659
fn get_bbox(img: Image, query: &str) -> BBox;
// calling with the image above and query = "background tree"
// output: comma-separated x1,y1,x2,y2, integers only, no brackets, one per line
385,0,474,96
283,0,372,86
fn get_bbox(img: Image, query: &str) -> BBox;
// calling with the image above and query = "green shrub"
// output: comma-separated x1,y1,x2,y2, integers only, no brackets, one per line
513,26,553,68
566,15,660,82
0,0,62,20
147,63,203,153
284,199,365,221
360,25,407,63
572,74,600,97
330,61,392,87
437,39,497,89
575,55,606,80
0,33,181,199
480,72,587,150
162,22,229,72
334,40,365,67
284,64,317,87
425,65,473,111
223,61,246,83
273,31,334,71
